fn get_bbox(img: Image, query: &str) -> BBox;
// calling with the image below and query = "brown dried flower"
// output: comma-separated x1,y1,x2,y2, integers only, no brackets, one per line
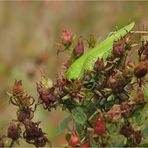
17,106,33,123
73,37,84,58
37,82,57,111
135,88,145,104
93,58,104,72
7,122,21,141
113,39,124,57
134,61,147,78
23,119,48,147
12,80,23,96
120,123,134,137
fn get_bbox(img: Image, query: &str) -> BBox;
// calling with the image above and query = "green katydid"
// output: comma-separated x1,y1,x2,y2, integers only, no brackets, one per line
66,22,135,80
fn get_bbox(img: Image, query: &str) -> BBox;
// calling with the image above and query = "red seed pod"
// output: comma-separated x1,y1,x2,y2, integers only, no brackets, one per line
61,30,73,47
134,61,147,78
69,131,80,147
81,140,91,148
93,119,106,135
113,39,124,57
93,58,104,72
73,37,84,58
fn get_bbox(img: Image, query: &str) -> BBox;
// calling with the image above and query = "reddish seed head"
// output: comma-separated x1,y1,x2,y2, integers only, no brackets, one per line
93,119,106,135
93,58,104,72
69,131,80,147
61,30,73,46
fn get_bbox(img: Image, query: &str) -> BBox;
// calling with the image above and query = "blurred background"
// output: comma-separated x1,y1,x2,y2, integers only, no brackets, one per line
0,1,148,147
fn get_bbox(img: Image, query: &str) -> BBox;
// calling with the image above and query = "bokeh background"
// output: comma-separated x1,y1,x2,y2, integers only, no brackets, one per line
0,1,148,147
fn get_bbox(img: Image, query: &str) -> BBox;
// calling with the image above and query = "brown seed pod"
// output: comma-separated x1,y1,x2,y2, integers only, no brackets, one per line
135,88,145,104
23,119,48,147
73,37,84,58
17,106,33,123
113,39,124,57
12,80,23,96
93,58,104,72
7,122,21,141
134,62,147,78
106,70,124,93
120,123,134,137
37,81,57,111
134,130,143,145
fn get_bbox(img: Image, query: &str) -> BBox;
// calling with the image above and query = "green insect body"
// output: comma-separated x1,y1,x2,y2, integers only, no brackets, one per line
66,22,135,80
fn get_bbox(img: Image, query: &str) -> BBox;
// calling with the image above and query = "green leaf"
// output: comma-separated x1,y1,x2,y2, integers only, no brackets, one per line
143,128,148,136
71,107,87,125
66,22,135,80
90,138,98,147
56,116,72,135
65,133,71,142
107,94,115,102
143,85,148,101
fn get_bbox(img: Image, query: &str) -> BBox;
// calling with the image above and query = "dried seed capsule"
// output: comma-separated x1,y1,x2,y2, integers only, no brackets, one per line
18,106,32,122
134,62,147,78
73,37,84,58
106,70,123,93
93,119,106,135
120,123,134,137
93,58,104,72
69,131,80,147
134,130,143,145
23,119,48,147
113,39,124,57
37,81,57,111
8,122,21,141
12,80,23,96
